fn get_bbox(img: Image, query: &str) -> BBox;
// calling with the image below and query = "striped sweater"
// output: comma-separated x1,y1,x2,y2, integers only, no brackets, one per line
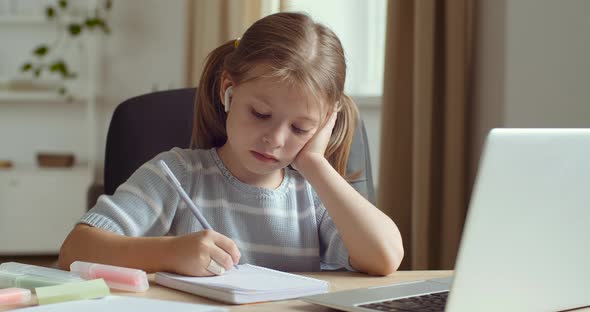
80,148,353,272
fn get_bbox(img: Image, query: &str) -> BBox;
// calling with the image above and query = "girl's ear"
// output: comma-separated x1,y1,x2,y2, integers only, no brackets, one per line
224,86,234,112
219,71,235,112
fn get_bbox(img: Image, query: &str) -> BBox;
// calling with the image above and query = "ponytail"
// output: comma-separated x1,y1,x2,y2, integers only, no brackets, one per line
325,94,361,180
190,40,236,149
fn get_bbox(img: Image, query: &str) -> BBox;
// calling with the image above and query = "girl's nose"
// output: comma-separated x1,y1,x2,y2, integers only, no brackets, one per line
263,125,288,148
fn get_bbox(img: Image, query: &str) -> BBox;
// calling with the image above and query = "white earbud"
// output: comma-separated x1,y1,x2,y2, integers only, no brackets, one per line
224,86,234,113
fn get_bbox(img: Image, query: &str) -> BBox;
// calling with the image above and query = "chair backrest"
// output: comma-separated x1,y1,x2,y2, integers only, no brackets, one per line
104,88,375,204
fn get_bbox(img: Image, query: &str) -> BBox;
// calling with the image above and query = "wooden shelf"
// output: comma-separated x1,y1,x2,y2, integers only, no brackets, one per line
0,16,48,24
0,90,87,103
0,164,91,176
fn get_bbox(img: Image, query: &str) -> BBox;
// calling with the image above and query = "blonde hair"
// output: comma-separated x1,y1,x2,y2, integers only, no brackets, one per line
191,12,360,178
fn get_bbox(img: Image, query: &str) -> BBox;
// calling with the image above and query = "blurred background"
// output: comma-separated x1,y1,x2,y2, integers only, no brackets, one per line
0,0,589,270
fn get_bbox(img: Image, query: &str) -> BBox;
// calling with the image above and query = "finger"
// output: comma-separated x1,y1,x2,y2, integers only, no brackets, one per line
188,250,217,277
209,244,236,270
211,232,241,265
205,258,225,276
322,111,338,133
329,111,338,125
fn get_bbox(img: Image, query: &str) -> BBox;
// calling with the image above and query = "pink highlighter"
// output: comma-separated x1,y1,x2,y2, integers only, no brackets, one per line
0,288,31,306
70,261,149,292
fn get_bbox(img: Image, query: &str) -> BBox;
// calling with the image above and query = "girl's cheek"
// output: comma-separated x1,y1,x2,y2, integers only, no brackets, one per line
292,136,309,146
284,140,302,153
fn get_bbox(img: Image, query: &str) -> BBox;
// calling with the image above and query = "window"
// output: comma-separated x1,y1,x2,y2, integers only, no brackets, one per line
265,0,387,101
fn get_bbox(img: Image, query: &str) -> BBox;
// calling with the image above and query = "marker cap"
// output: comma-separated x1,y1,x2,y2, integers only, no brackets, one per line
0,262,83,283
0,270,66,290
70,261,149,292
0,288,31,306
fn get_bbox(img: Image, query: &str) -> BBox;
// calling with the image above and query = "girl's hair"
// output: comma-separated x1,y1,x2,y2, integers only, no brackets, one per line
191,12,360,178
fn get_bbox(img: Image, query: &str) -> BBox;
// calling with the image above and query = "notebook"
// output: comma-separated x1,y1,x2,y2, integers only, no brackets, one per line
154,264,329,304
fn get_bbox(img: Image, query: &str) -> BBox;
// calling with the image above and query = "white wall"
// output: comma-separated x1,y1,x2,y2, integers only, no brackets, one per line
504,0,590,128
471,0,590,185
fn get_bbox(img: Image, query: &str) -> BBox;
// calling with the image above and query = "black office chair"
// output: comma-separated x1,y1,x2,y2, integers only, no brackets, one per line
96,88,375,207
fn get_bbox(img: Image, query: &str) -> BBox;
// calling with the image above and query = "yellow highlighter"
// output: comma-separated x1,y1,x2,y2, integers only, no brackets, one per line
35,279,110,305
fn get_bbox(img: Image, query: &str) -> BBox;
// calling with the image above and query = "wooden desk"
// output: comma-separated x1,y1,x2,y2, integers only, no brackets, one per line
134,270,454,311
104,269,590,312
2,270,452,311
4,270,589,311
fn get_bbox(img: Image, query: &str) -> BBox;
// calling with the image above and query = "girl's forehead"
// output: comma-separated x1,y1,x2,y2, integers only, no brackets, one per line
242,78,326,116
241,65,326,97
239,72,328,114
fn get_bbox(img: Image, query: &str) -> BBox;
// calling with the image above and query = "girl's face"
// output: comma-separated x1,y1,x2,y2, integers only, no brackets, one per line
218,72,323,187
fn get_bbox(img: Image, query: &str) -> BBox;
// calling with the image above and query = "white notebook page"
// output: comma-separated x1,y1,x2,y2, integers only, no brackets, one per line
157,264,327,293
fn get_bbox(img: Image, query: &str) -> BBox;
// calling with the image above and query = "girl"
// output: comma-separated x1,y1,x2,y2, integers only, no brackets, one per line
59,12,403,276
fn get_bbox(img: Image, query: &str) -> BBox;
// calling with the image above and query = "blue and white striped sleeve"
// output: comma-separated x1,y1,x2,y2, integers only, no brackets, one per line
314,191,356,271
80,148,192,237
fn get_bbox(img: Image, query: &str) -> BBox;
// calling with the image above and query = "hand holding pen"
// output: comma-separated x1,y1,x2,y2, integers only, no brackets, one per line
158,160,240,276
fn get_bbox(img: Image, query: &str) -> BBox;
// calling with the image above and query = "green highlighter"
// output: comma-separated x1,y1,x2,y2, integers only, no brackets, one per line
0,262,84,290
0,271,62,289
35,279,110,305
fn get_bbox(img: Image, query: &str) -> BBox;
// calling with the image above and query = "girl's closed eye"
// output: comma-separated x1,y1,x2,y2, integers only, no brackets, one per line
291,125,310,135
250,107,270,119
249,106,310,135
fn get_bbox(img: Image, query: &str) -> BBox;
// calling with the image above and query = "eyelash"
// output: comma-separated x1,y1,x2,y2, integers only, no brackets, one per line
291,126,309,135
250,108,309,135
251,108,270,119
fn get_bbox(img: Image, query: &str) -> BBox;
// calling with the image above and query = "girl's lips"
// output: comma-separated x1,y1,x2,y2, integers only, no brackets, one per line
251,151,278,162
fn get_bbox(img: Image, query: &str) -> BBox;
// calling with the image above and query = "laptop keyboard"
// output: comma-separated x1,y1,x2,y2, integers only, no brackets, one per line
358,291,449,312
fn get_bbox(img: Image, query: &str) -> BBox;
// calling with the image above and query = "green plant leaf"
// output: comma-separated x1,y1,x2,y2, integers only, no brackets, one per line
49,61,64,73
52,61,77,79
58,0,67,9
49,60,74,79
45,7,55,18
58,87,67,95
85,18,110,34
34,68,42,77
68,23,82,36
33,45,49,57
21,63,33,72
84,18,99,28
49,61,74,79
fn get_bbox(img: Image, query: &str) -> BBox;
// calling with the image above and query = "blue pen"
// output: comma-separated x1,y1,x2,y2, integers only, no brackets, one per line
158,159,239,271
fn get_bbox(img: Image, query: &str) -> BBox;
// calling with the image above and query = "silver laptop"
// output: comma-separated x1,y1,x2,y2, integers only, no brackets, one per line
304,128,590,312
